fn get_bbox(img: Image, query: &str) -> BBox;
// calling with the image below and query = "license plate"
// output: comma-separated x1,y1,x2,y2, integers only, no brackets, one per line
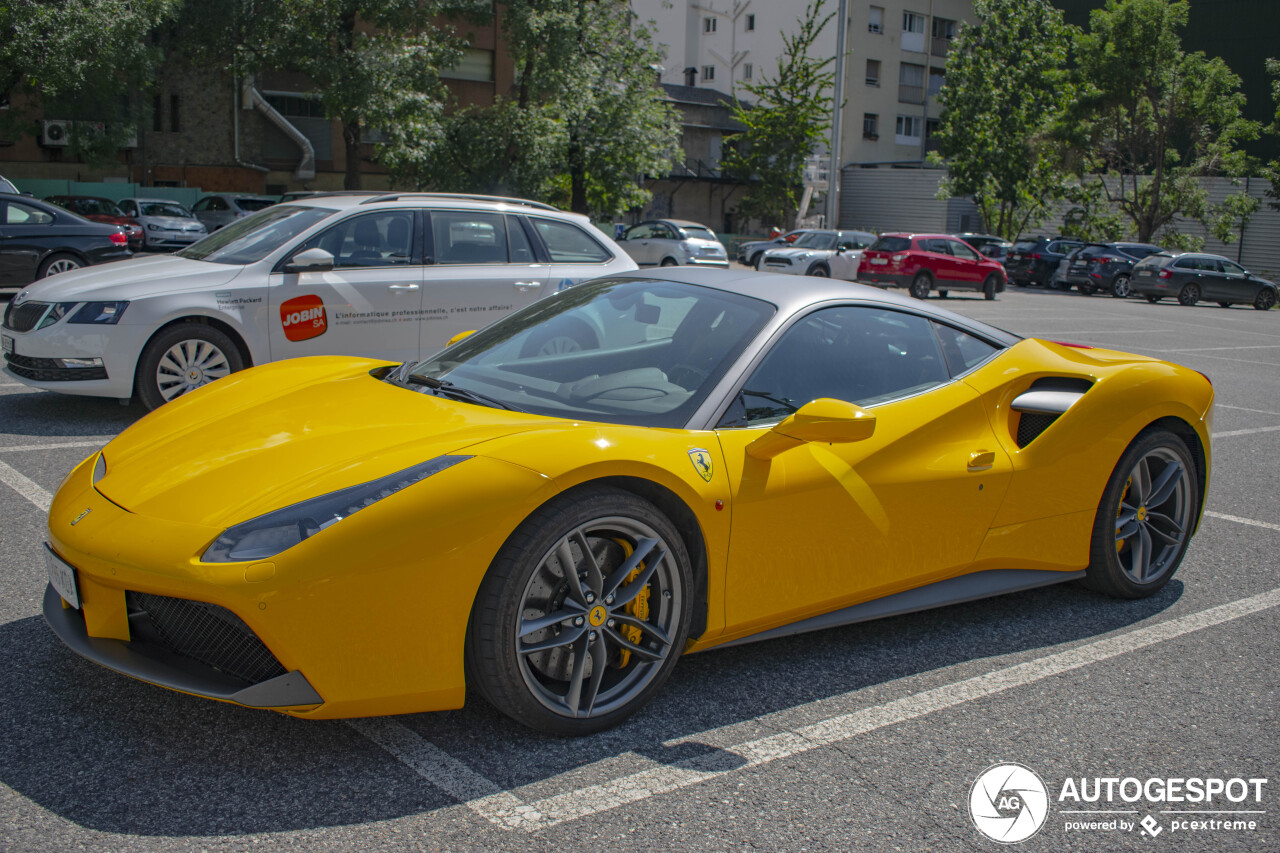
2,335,12,356
45,544,80,609
1139,270,1153,277
869,257,888,265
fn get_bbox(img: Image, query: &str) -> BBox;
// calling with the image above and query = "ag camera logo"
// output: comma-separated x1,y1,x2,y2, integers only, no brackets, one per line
970,763,1050,844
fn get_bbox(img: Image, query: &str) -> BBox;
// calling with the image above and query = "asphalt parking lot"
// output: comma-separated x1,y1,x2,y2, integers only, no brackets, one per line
1,282,1276,852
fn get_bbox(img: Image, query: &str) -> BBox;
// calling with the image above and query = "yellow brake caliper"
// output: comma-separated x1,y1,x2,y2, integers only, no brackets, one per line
1117,477,1131,552
612,539,652,668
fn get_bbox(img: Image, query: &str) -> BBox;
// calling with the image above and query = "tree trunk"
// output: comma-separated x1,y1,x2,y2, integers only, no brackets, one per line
343,118,362,190
568,130,587,214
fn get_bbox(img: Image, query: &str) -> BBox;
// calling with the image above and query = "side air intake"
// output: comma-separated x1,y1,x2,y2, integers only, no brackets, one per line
1011,377,1092,448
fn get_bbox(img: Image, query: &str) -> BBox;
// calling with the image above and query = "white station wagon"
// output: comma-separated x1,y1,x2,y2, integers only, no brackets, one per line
2,193,637,408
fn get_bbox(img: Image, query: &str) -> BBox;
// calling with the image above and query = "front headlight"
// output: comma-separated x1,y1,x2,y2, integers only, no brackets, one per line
146,223,163,232
201,456,471,563
68,301,128,324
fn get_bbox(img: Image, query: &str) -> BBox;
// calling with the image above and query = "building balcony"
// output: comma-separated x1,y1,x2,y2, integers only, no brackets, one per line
932,36,951,57
898,84,925,105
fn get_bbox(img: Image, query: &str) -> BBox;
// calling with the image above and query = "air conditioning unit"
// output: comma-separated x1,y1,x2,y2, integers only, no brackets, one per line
41,119,71,147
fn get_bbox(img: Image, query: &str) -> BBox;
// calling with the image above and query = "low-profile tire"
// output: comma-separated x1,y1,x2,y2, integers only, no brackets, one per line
1145,295,1161,304
37,253,84,279
1177,283,1200,306
135,323,244,410
1255,289,1277,311
1083,429,1198,599
659,257,679,267
806,263,830,277
749,251,763,269
467,486,694,735
983,275,998,301
908,272,932,299
1111,275,1131,298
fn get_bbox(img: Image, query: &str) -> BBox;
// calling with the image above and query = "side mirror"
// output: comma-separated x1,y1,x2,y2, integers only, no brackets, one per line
747,398,876,459
284,247,335,273
446,329,477,347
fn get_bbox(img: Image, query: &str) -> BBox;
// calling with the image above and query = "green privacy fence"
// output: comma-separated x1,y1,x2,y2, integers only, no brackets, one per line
8,179,205,208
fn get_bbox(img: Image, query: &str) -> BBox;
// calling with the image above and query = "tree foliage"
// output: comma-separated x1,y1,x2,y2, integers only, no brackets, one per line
931,0,1075,240
719,0,834,228
1,0,179,164
1264,57,1280,212
1067,0,1258,243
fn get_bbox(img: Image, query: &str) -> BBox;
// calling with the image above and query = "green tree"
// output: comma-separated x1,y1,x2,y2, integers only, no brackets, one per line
1069,0,1259,244
719,0,834,228
1,0,178,163
1264,57,1280,212
931,0,1075,240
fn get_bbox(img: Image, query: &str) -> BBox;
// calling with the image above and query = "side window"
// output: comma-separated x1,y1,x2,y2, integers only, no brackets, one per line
624,223,652,240
432,210,506,265
1200,258,1223,273
722,306,950,427
119,200,137,216
532,218,612,263
933,322,1000,375
301,211,414,268
208,197,229,211
6,202,54,225
1221,259,1246,275
507,216,535,263
192,198,209,211
949,240,980,261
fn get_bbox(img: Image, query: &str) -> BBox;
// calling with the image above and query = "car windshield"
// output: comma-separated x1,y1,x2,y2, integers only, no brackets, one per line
793,232,837,250
139,202,194,218
869,236,911,252
402,278,775,428
678,225,717,241
177,205,335,265
234,198,276,212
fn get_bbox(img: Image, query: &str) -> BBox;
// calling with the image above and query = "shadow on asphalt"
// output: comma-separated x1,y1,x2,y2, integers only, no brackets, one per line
0,389,147,438
0,578,1182,835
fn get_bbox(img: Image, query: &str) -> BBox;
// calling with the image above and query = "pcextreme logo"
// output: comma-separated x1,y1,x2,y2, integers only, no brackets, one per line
970,763,1050,844
280,294,327,342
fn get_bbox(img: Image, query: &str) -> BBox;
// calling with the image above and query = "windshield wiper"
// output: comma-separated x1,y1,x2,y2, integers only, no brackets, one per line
403,374,528,412
741,388,797,414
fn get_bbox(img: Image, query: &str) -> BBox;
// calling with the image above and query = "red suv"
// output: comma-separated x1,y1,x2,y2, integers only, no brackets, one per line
858,233,1007,300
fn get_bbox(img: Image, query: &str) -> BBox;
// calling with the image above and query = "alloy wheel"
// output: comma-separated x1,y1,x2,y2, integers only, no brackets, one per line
1114,448,1193,585
155,339,232,401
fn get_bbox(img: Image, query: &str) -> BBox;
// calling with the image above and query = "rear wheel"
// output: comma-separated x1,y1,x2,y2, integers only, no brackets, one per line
136,323,244,410
1255,289,1277,311
749,251,763,269
1084,430,1197,599
467,487,693,735
1111,274,1131,298
37,253,83,279
937,290,949,299
909,272,932,299
659,257,678,267
1177,283,1200,306
983,275,999,301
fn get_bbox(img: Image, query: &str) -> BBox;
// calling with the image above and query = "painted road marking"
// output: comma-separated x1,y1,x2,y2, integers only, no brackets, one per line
0,439,110,453
1205,511,1280,532
1211,425,1280,438
1217,404,1280,417
0,459,51,512
358,587,1280,832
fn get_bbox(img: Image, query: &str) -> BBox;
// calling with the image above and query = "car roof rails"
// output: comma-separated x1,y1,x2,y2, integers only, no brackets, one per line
358,192,559,211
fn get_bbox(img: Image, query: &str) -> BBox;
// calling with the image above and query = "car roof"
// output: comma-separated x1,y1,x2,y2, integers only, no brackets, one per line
125,197,190,204
607,267,1019,344
285,191,566,214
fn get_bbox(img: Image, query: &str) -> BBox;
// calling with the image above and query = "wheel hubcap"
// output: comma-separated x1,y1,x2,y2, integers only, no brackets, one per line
46,259,81,276
1114,449,1192,584
515,517,680,719
156,339,231,401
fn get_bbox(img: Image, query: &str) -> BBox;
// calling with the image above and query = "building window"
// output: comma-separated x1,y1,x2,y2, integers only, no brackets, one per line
925,117,941,151
898,62,925,104
863,113,878,139
704,16,716,33
929,66,945,97
745,14,755,31
743,63,753,80
169,94,180,133
701,65,715,81
441,48,495,82
902,10,926,51
932,17,956,56
895,115,922,144
869,5,884,33
152,94,162,132
865,59,881,86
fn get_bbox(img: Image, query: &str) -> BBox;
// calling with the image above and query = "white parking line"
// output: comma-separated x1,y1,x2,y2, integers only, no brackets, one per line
1205,511,1280,532
1217,404,1280,417
0,439,110,454
1211,425,1280,438
0,459,51,512
357,586,1280,832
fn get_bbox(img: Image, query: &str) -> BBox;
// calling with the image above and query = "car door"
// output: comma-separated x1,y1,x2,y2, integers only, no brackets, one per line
267,208,424,362
419,209,550,354
714,305,1013,636
1216,258,1253,301
945,238,985,286
922,238,962,284
621,222,656,265
649,222,682,265
0,199,56,284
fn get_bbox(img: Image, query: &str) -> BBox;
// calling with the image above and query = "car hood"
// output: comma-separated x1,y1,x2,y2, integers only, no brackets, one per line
142,216,204,230
15,253,244,303
93,357,563,527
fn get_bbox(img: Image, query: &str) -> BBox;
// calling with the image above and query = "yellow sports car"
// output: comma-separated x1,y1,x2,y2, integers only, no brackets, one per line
43,270,1213,734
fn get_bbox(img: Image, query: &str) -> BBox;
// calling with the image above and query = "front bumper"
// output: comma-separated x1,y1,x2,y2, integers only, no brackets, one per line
2,320,149,398
858,272,911,288
685,257,730,268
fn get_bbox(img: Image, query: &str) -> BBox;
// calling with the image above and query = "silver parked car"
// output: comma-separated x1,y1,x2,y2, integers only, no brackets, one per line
118,198,208,250
192,194,277,231
617,219,728,268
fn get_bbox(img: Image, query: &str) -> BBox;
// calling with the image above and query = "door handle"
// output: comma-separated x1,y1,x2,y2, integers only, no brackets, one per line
967,450,995,471
513,281,539,289
389,284,419,291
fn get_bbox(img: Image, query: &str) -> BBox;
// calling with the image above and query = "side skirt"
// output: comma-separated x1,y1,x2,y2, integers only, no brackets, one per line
715,569,1086,650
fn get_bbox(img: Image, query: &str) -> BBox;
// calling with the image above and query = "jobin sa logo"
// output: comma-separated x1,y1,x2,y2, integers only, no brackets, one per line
280,294,327,342
970,763,1050,844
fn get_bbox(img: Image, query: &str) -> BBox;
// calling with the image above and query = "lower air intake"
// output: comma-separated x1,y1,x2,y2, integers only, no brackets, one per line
125,591,287,684
1016,412,1059,447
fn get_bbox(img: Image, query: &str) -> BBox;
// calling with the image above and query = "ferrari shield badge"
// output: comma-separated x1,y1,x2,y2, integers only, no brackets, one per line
688,448,714,482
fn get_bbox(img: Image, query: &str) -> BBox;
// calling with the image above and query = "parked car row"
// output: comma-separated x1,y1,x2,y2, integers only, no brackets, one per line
0,193,132,287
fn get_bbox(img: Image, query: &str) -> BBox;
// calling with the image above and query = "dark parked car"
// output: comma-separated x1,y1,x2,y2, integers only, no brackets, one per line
1062,242,1163,297
736,229,815,268
45,195,144,250
0,193,130,286
1005,237,1085,288
1130,252,1277,311
952,233,1006,254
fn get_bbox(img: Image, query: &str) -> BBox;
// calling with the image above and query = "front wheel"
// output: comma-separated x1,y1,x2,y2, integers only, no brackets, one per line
1111,275,1131,298
1255,289,1277,311
659,257,679,267
1178,283,1200,306
135,323,244,410
806,264,829,277
1084,429,1198,599
983,275,998,301
467,487,694,735
749,251,763,269
908,272,932,299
